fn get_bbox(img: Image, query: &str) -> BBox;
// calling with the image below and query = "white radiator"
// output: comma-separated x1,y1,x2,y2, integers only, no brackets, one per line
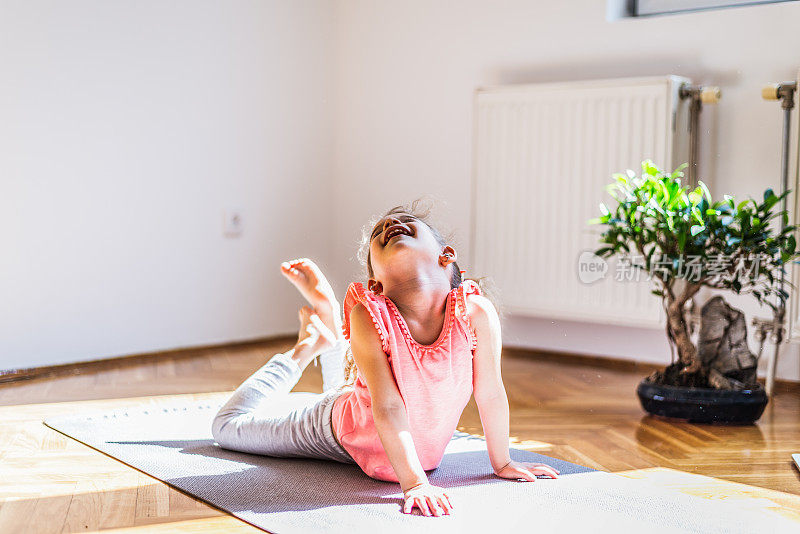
470,76,691,328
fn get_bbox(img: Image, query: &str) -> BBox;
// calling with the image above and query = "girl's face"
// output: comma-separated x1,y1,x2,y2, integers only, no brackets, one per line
367,213,456,293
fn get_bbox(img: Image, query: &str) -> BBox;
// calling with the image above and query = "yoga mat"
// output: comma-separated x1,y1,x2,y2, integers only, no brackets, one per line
45,401,796,534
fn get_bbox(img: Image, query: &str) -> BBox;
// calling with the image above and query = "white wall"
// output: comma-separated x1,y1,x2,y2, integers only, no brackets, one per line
5,0,800,382
330,0,800,381
0,0,335,369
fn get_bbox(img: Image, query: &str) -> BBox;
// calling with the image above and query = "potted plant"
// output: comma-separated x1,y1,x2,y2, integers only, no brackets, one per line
591,160,799,424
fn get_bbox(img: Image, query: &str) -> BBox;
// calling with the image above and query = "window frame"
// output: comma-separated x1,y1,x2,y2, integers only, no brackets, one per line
634,0,796,16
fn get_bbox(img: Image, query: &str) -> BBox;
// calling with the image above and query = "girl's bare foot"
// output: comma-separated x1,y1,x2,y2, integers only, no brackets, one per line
280,258,342,340
292,306,337,369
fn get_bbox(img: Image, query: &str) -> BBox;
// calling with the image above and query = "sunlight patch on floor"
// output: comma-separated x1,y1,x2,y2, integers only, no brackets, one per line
84,516,256,534
1,482,150,503
508,436,554,450
617,467,800,522
455,431,555,451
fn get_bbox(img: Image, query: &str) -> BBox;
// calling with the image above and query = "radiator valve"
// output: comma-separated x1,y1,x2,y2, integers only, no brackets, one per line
762,82,796,110
679,84,721,103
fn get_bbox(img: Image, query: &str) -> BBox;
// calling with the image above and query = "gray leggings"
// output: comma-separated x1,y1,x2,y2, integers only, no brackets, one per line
211,339,354,464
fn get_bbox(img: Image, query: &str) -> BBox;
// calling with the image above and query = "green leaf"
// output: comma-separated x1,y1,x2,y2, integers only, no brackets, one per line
672,163,687,179
595,246,615,257
691,224,705,236
763,188,779,209
698,181,712,203
642,159,659,177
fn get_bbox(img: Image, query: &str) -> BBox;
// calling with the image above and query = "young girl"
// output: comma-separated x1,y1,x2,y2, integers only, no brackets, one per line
212,201,559,517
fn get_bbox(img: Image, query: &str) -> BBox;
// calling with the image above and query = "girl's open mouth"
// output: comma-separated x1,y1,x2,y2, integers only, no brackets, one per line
383,225,412,244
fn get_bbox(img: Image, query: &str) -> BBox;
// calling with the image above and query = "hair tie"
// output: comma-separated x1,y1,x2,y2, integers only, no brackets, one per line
459,269,466,277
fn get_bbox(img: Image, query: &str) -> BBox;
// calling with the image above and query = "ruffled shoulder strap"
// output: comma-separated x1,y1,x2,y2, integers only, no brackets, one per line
342,282,391,353
454,276,482,351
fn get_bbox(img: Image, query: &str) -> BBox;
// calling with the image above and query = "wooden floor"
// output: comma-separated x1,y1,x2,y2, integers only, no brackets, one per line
1,338,799,532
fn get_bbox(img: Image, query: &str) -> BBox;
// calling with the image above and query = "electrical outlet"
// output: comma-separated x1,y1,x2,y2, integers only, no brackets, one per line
223,209,243,237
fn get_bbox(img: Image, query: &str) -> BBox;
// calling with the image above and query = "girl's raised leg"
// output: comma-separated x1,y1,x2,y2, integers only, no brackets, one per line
280,258,342,338
280,258,347,391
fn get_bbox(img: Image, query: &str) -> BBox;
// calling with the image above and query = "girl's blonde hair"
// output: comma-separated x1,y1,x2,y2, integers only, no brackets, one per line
341,197,499,385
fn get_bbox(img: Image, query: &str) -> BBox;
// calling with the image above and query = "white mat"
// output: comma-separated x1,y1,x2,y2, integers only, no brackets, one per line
45,401,796,534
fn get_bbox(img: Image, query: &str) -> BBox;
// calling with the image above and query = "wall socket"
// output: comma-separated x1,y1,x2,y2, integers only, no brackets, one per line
223,209,243,237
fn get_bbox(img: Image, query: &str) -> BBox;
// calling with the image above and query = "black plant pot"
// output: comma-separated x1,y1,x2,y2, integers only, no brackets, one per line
636,379,768,424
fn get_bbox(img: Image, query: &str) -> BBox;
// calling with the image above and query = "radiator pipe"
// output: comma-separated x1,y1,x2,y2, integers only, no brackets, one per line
760,81,796,396
679,84,721,187
679,84,721,354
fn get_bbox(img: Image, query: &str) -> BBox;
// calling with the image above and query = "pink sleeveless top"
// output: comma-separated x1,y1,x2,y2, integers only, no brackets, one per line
331,277,481,482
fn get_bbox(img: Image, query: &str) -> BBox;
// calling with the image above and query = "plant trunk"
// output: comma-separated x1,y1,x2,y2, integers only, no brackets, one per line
665,282,702,375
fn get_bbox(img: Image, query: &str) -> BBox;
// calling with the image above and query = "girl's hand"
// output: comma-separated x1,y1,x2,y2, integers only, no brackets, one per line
494,460,560,481
402,483,453,516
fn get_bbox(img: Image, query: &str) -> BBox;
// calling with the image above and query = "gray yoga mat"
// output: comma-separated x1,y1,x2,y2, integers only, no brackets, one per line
45,401,797,534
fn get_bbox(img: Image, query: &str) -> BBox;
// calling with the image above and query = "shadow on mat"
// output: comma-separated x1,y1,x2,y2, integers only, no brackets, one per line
108,438,590,514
